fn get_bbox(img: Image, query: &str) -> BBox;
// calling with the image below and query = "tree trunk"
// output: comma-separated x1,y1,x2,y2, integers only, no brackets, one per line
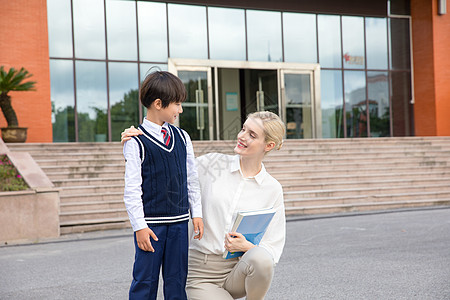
0,92,19,127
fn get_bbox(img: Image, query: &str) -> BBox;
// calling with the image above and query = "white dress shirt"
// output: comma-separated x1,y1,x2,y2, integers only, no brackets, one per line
189,153,286,264
123,118,202,231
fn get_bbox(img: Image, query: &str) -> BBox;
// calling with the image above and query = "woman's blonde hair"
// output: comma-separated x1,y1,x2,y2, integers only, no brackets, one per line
247,111,286,152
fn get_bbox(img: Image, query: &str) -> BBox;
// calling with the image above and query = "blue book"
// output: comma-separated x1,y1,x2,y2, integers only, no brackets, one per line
223,208,276,259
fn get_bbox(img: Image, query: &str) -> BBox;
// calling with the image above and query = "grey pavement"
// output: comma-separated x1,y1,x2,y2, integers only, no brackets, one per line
1,207,449,300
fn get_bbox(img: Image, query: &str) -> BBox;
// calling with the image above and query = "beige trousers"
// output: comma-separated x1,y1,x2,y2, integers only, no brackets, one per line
186,247,274,300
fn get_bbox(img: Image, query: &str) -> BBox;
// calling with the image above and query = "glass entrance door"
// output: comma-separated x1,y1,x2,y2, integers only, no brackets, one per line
169,59,321,140
176,68,214,140
281,70,317,139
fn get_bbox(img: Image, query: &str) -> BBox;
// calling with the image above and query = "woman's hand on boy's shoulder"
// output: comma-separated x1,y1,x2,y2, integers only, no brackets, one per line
121,125,143,145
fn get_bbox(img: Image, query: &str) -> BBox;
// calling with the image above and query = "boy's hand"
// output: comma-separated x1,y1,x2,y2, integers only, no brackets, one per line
192,218,204,240
136,227,158,252
121,126,143,145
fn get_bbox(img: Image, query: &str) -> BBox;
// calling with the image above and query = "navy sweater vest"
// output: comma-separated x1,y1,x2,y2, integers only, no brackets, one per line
132,124,189,225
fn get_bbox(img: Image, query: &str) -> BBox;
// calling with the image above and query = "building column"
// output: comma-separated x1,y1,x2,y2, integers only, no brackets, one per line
411,0,450,136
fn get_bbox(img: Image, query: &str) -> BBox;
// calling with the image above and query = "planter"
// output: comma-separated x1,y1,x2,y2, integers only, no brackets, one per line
1,127,27,143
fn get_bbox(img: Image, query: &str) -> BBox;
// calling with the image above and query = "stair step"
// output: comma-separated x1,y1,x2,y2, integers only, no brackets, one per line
53,177,124,188
284,191,450,206
60,217,130,234
285,199,450,215
60,200,126,212
60,192,123,203
281,177,450,192
60,208,128,222
284,183,450,199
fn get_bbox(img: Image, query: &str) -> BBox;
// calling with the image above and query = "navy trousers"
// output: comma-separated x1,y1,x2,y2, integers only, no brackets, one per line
129,222,188,300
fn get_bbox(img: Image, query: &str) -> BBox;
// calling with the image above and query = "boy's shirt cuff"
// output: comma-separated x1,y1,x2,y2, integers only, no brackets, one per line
132,218,148,232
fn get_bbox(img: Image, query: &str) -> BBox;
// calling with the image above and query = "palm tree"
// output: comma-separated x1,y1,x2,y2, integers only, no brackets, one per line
0,66,36,127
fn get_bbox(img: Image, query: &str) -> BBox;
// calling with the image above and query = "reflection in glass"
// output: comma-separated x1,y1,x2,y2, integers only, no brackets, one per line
75,61,108,142
342,16,365,69
138,2,168,62
318,15,341,68
368,72,390,137
391,71,413,136
344,71,367,137
366,18,388,70
178,71,209,140
73,0,106,59
106,0,137,60
47,0,73,58
168,4,207,59
283,13,317,63
247,10,282,62
109,63,139,142
390,0,411,15
208,7,246,61
284,74,312,139
243,70,278,116
140,64,168,82
321,70,344,138
390,18,411,70
50,60,75,142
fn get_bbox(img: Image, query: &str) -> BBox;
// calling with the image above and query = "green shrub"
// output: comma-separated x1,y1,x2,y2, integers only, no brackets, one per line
0,155,28,191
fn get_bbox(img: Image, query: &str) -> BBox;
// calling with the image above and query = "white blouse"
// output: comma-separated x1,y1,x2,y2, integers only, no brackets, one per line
189,153,286,264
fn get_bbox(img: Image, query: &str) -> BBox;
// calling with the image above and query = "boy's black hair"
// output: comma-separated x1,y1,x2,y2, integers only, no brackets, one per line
139,71,187,108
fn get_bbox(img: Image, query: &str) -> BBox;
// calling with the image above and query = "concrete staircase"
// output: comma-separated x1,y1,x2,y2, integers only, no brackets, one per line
7,137,450,234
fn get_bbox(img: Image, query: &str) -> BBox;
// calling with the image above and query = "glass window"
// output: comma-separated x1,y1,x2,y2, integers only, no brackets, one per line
75,61,108,142
344,70,367,137
140,64,168,82
318,15,342,68
390,0,411,15
283,13,317,63
109,63,139,142
391,71,413,136
178,71,210,140
73,0,106,59
47,0,73,58
321,70,344,138
390,18,411,70
168,4,208,59
208,7,246,61
138,2,168,62
247,10,283,62
106,0,137,61
342,16,365,69
50,60,75,142
368,71,390,137
284,73,313,139
366,18,388,70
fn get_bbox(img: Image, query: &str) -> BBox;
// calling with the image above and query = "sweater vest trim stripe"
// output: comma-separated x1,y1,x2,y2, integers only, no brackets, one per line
145,213,190,224
138,125,175,153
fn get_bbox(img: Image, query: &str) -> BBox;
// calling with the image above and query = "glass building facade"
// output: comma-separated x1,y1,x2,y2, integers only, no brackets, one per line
47,0,412,142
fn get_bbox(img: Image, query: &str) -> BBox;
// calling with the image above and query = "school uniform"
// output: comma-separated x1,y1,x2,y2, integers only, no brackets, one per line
123,118,202,300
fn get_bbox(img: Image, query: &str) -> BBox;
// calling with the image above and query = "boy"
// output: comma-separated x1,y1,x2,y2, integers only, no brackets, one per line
123,71,203,299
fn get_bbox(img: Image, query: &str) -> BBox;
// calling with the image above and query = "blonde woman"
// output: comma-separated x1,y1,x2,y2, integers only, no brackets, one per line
122,111,286,300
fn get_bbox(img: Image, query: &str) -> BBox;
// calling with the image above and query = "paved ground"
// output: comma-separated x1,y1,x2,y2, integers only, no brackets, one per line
1,207,449,299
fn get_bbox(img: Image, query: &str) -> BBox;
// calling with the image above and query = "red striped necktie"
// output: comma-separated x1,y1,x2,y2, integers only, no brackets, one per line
161,128,171,146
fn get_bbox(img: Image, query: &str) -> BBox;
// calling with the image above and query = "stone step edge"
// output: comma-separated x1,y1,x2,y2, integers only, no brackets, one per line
284,183,450,195
285,190,450,202
60,200,124,207
60,208,126,217
282,177,450,188
285,199,450,211
60,217,129,227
